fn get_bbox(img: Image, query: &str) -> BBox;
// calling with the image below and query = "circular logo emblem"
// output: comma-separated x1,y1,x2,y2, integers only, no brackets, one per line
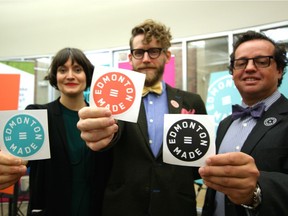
264,117,277,126
206,74,240,128
3,114,45,157
166,119,210,161
92,72,136,115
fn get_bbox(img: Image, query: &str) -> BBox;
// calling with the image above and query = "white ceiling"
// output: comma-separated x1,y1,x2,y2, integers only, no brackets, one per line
1,0,288,59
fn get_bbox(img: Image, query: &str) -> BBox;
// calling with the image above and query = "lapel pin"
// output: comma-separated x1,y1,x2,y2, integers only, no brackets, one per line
264,117,277,126
170,100,179,108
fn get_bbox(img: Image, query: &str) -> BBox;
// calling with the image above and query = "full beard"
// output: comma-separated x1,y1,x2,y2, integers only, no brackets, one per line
134,64,165,87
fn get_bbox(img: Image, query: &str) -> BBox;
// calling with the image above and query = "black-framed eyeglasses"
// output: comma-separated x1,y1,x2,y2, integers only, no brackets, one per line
130,48,165,60
232,56,274,70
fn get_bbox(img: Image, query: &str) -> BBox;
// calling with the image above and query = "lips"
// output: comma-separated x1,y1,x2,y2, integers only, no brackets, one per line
65,83,78,86
139,67,154,70
243,77,260,81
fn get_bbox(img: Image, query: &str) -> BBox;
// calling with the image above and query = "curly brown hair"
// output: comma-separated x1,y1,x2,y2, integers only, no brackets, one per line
129,19,172,50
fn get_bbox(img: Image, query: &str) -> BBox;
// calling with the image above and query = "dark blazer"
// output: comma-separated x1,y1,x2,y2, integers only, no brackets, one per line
102,84,207,216
202,94,288,216
26,98,112,216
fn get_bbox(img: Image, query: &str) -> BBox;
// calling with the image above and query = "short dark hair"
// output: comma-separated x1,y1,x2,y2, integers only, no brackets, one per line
229,30,287,86
46,47,94,90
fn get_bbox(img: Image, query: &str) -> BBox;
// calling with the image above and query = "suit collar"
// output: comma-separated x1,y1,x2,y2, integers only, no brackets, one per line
241,95,288,153
137,101,149,144
166,84,184,114
217,95,288,154
137,84,186,158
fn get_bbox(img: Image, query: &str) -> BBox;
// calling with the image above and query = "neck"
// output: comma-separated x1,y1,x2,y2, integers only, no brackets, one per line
59,94,86,111
145,80,162,88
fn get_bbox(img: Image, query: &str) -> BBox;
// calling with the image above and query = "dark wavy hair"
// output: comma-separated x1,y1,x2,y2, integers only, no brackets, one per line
46,47,94,90
229,30,287,87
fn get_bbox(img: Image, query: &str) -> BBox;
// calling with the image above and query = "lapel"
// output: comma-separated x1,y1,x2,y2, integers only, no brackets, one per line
137,100,149,144
216,117,233,152
48,98,70,158
241,95,288,154
136,85,185,158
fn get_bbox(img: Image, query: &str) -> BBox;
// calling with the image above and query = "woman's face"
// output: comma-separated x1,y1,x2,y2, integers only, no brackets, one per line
56,58,87,97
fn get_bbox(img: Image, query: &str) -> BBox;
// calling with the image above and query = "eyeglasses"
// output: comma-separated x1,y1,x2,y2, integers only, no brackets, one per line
232,56,274,70
130,48,165,60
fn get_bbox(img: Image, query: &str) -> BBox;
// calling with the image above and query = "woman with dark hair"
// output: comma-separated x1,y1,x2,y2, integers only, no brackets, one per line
0,48,111,216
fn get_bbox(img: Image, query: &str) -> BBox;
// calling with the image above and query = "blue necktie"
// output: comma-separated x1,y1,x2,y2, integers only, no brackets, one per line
231,102,266,120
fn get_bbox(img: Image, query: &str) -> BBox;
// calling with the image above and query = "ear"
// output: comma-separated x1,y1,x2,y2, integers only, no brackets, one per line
165,50,172,64
128,53,133,65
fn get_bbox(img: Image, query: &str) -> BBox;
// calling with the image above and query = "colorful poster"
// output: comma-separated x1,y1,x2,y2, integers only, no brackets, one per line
0,74,20,110
0,63,35,110
206,69,288,130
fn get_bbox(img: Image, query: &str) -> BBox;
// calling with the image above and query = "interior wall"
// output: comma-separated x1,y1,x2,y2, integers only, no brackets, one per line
0,0,288,59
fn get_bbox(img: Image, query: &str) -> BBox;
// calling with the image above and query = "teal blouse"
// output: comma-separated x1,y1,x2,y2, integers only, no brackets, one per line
61,104,93,216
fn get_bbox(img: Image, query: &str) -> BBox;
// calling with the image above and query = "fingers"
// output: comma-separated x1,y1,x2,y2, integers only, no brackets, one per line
199,152,259,181
0,173,24,190
0,164,27,175
0,153,27,175
77,107,116,131
0,152,23,166
86,134,116,151
199,162,257,179
78,107,112,120
203,178,254,205
205,152,255,166
198,152,259,205
77,107,119,151
0,153,27,189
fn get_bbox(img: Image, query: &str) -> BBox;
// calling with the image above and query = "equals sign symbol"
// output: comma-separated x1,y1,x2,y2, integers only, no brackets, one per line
19,132,27,140
184,136,192,144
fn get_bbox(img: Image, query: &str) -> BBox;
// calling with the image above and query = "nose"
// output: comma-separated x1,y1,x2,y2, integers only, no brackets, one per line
142,51,151,62
66,69,74,78
245,59,257,70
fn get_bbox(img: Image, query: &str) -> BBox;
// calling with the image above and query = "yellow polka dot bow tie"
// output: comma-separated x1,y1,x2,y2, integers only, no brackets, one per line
142,82,163,97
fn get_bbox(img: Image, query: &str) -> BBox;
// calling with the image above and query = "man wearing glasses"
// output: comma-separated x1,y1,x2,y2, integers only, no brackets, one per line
200,31,288,216
77,19,207,216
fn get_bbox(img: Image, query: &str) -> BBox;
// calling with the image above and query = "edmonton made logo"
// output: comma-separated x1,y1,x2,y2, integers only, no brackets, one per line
92,72,136,115
166,119,210,161
3,114,44,157
206,73,240,129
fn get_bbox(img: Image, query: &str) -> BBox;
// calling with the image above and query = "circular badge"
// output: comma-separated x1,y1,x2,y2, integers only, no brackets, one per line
170,100,179,108
3,114,45,157
92,72,136,115
166,119,210,161
264,117,277,126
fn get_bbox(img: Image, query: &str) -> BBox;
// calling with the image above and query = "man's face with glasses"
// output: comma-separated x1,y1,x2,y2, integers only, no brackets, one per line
232,39,282,105
128,34,171,87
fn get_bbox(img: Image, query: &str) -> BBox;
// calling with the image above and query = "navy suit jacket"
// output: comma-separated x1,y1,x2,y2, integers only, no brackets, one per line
102,84,207,216
202,94,288,216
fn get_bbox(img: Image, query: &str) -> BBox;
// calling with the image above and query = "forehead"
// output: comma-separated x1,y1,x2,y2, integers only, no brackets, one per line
61,58,80,67
132,34,161,49
235,39,275,58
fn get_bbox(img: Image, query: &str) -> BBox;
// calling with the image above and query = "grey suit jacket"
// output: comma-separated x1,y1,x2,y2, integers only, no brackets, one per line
102,84,207,216
202,94,288,216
